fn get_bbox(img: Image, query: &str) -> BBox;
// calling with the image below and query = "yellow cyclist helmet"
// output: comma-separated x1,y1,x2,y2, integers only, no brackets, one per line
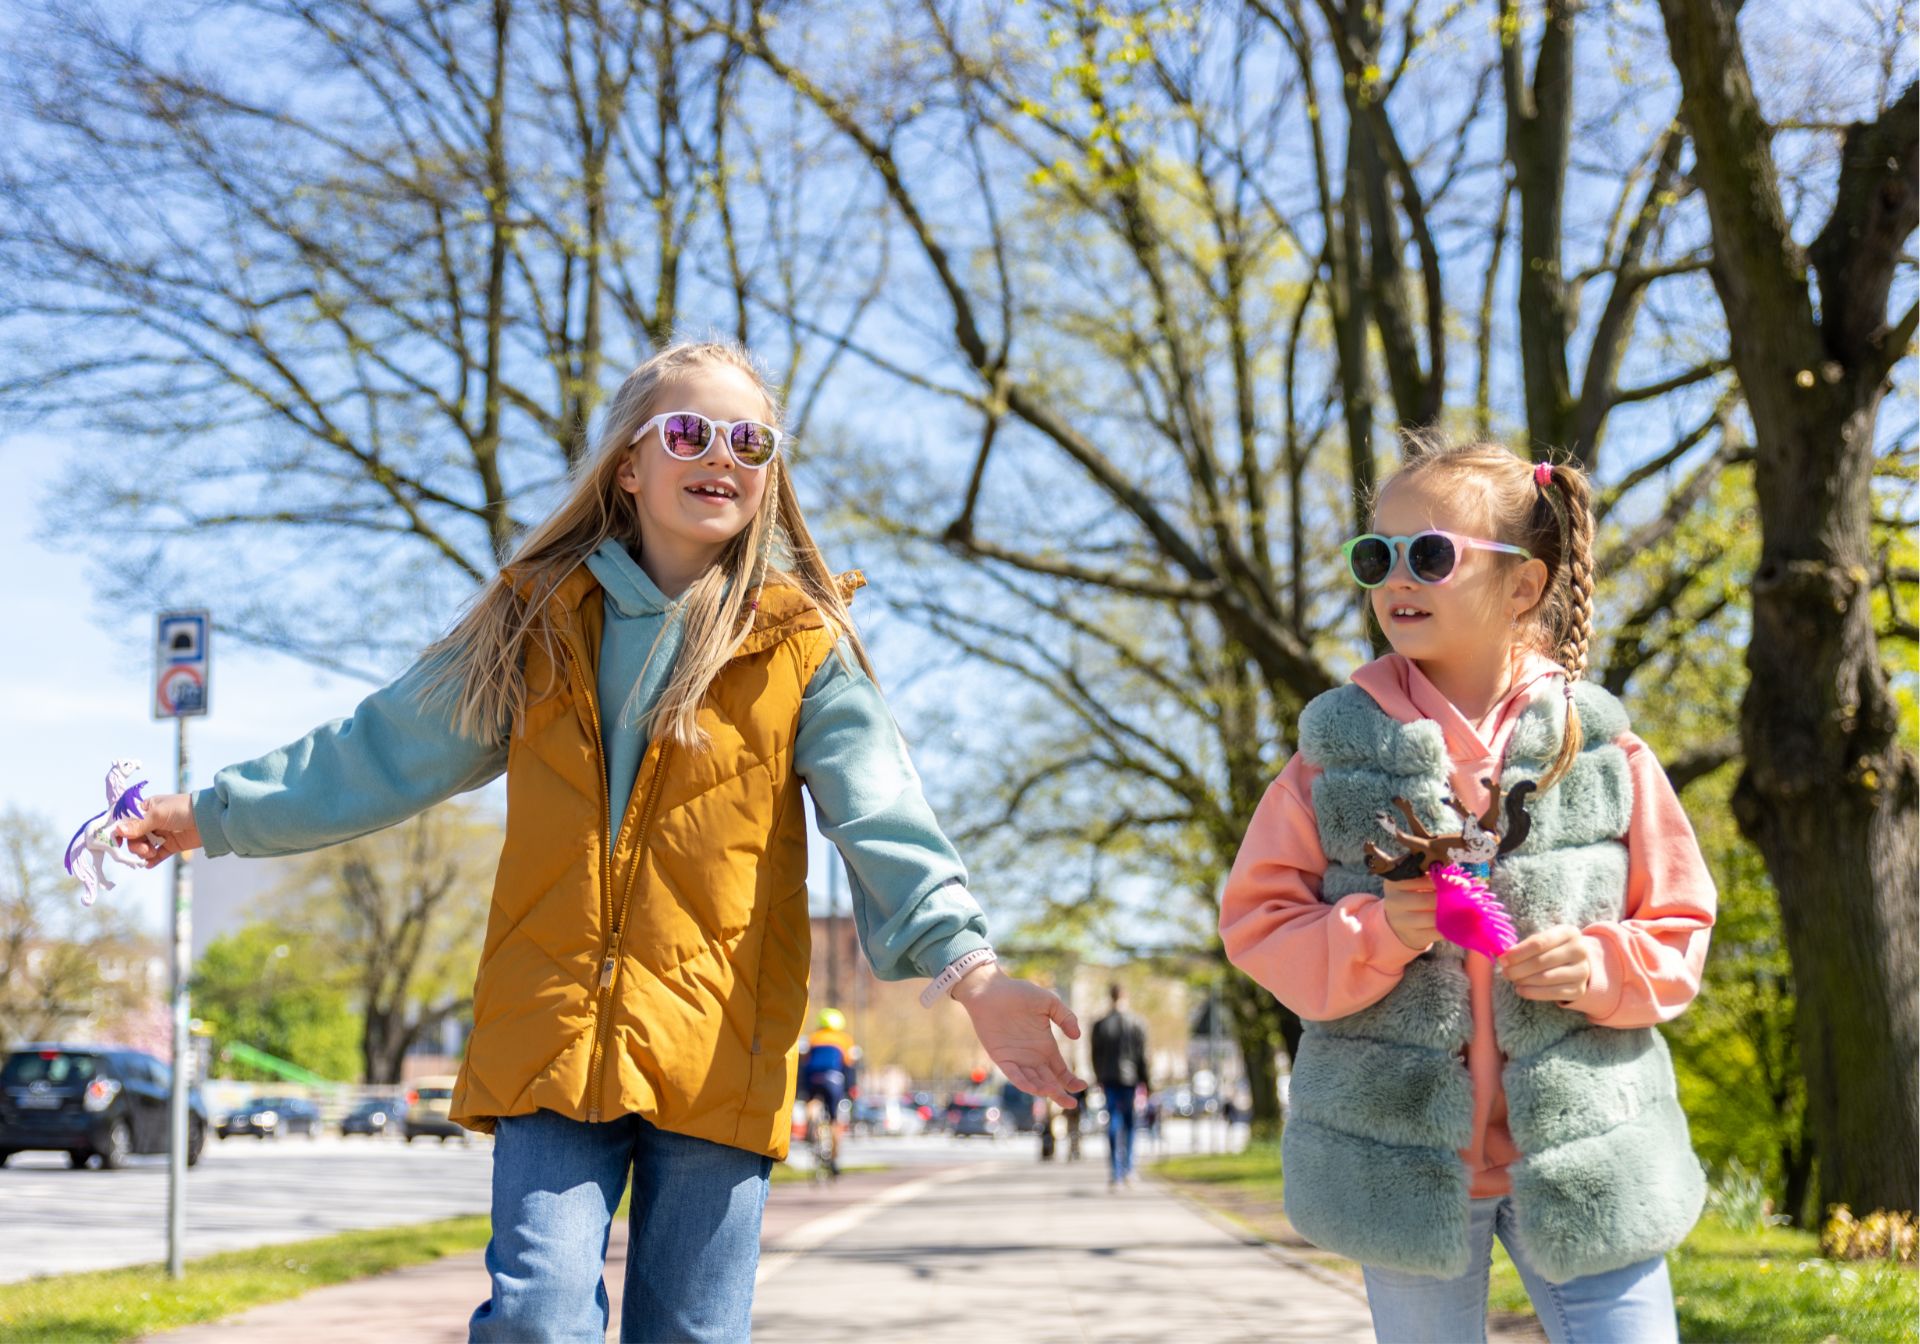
817,1008,846,1032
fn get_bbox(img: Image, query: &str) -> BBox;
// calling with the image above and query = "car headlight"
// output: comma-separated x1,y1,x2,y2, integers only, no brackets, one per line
256,1110,278,1126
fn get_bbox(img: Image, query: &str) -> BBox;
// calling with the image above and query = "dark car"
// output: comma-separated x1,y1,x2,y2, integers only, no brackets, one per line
944,1094,1002,1139
0,1045,207,1170
340,1097,405,1137
218,1095,321,1140
1000,1081,1041,1133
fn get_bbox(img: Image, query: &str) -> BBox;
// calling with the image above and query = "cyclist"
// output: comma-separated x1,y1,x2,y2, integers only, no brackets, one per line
800,1009,856,1173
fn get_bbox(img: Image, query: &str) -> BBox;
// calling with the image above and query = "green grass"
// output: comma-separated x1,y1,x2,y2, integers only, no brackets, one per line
0,1215,492,1344
1158,1149,1920,1343
0,1158,887,1344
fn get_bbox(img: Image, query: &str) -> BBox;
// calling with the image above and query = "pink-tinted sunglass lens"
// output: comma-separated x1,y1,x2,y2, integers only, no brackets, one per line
729,422,779,466
661,414,712,458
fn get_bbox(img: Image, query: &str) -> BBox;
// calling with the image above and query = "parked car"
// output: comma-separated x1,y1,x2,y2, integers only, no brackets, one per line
1000,1082,1041,1133
218,1095,321,1140
403,1076,466,1143
944,1094,1002,1139
0,1045,207,1170
340,1097,405,1137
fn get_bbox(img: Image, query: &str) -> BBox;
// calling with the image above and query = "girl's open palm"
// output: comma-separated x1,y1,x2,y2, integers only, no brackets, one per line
952,965,1088,1109
113,793,201,868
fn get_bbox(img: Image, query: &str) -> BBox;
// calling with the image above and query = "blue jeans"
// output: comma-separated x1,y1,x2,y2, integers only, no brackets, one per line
1361,1196,1678,1344
1103,1085,1137,1182
469,1108,773,1344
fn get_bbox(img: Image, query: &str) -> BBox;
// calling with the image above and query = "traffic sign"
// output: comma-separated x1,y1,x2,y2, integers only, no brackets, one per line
154,611,210,718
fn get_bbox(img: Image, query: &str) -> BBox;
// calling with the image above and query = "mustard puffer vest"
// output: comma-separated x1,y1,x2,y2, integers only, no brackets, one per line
449,565,858,1159
1282,679,1705,1282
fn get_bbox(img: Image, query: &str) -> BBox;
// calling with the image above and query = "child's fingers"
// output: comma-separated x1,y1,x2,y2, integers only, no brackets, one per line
1046,995,1082,1041
1499,939,1583,983
1510,964,1588,1001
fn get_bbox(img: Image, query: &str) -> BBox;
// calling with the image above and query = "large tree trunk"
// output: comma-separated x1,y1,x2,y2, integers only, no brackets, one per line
1732,404,1919,1214
1658,0,1918,1215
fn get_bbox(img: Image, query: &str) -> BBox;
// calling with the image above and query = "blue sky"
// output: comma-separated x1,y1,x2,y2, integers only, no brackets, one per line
0,433,459,931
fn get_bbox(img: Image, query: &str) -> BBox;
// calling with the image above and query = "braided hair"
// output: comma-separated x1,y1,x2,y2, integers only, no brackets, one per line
1375,432,1599,794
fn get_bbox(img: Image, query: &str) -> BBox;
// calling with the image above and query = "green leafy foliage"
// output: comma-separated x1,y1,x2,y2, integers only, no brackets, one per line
193,922,361,1084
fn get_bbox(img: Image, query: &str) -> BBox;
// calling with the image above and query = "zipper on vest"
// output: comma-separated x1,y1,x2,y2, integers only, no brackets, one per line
584,739,673,1124
558,629,619,1123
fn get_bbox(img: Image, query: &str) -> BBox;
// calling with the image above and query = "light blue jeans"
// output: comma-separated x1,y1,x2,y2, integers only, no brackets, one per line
1361,1196,1679,1344
469,1108,773,1343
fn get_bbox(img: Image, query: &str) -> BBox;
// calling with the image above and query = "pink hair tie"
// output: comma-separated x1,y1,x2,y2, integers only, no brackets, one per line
1534,461,1554,488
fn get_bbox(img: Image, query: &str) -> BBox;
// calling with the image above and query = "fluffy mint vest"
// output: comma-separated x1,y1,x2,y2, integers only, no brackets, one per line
1281,678,1705,1282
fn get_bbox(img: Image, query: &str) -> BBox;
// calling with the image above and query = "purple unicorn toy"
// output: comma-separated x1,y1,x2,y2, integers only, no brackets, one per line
64,759,151,906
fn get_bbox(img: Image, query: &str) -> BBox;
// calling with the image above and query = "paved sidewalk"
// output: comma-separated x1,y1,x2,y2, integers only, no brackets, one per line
147,1159,1375,1342
752,1160,1373,1343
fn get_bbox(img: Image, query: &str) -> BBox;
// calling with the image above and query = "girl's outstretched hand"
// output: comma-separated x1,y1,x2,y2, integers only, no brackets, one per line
950,963,1088,1109
113,793,202,868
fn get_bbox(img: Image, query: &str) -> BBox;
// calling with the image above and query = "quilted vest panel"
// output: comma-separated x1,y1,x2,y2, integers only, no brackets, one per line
1281,678,1704,1282
449,567,851,1159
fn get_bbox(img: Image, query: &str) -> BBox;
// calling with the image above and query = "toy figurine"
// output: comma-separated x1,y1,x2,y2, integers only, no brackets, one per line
63,759,150,906
1365,776,1535,957
1363,776,1535,880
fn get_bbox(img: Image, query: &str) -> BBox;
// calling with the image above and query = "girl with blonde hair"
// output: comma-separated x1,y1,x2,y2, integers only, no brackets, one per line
121,339,1085,1342
1221,436,1717,1342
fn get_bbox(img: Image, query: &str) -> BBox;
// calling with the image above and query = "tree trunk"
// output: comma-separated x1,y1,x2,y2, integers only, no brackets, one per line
1222,966,1298,1143
1657,0,1919,1217
1732,398,1919,1216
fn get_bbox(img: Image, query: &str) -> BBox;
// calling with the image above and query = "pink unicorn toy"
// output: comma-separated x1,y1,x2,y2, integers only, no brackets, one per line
64,759,151,906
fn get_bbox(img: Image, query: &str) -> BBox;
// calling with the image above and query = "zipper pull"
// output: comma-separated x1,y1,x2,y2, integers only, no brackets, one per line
599,955,616,989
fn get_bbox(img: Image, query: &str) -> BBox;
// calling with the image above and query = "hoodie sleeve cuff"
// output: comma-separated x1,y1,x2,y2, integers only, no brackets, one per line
918,922,993,982
191,787,234,860
1565,931,1625,1021
1355,894,1430,970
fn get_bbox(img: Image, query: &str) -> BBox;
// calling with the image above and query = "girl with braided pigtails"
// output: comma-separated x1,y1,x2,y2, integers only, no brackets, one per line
1221,436,1716,1343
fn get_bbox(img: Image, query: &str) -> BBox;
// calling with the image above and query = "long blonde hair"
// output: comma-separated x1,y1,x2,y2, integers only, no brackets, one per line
415,339,874,750
1368,432,1598,793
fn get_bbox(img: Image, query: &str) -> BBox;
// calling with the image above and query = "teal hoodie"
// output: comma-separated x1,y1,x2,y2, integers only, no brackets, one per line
190,539,990,982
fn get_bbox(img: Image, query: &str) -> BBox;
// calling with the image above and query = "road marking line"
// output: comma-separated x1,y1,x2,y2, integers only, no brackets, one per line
755,1164,980,1286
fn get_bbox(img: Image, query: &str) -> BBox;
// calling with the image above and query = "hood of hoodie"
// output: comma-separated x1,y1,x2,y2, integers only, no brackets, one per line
583,537,673,619
1349,651,1567,782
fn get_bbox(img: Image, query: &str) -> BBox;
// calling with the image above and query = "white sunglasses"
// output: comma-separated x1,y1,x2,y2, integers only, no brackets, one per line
631,410,783,470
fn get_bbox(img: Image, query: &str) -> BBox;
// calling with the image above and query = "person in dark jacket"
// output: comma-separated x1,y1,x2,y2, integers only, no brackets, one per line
1090,984,1150,1186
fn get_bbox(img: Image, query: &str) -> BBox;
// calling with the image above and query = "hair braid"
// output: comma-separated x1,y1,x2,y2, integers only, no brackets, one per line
1534,460,1597,792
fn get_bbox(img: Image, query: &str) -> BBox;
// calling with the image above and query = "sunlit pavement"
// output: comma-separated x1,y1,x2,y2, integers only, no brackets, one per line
0,1131,494,1284
2,1118,1252,1286
139,1132,1361,1344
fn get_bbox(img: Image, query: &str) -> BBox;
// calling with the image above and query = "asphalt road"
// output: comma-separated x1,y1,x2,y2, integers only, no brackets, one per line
1,1115,1247,1285
0,1130,495,1284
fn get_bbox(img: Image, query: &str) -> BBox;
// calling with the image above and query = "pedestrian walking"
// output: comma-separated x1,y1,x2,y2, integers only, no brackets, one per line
116,339,1088,1343
1090,984,1151,1187
1220,437,1716,1343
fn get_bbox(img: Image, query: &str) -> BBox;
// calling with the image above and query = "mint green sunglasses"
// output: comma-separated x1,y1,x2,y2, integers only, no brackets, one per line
1342,530,1532,587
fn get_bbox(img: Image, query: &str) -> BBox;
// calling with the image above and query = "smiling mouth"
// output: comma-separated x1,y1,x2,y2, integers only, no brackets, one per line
1388,607,1430,621
686,483,737,501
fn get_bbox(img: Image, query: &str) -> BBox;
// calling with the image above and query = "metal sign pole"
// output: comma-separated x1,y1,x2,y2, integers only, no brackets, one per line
167,712,191,1279
153,609,205,1282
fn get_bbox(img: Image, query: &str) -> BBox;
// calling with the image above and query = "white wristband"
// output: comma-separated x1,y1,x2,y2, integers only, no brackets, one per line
919,948,997,1008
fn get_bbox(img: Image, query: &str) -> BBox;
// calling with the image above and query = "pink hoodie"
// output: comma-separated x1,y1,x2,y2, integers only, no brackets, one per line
1220,652,1716,1198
